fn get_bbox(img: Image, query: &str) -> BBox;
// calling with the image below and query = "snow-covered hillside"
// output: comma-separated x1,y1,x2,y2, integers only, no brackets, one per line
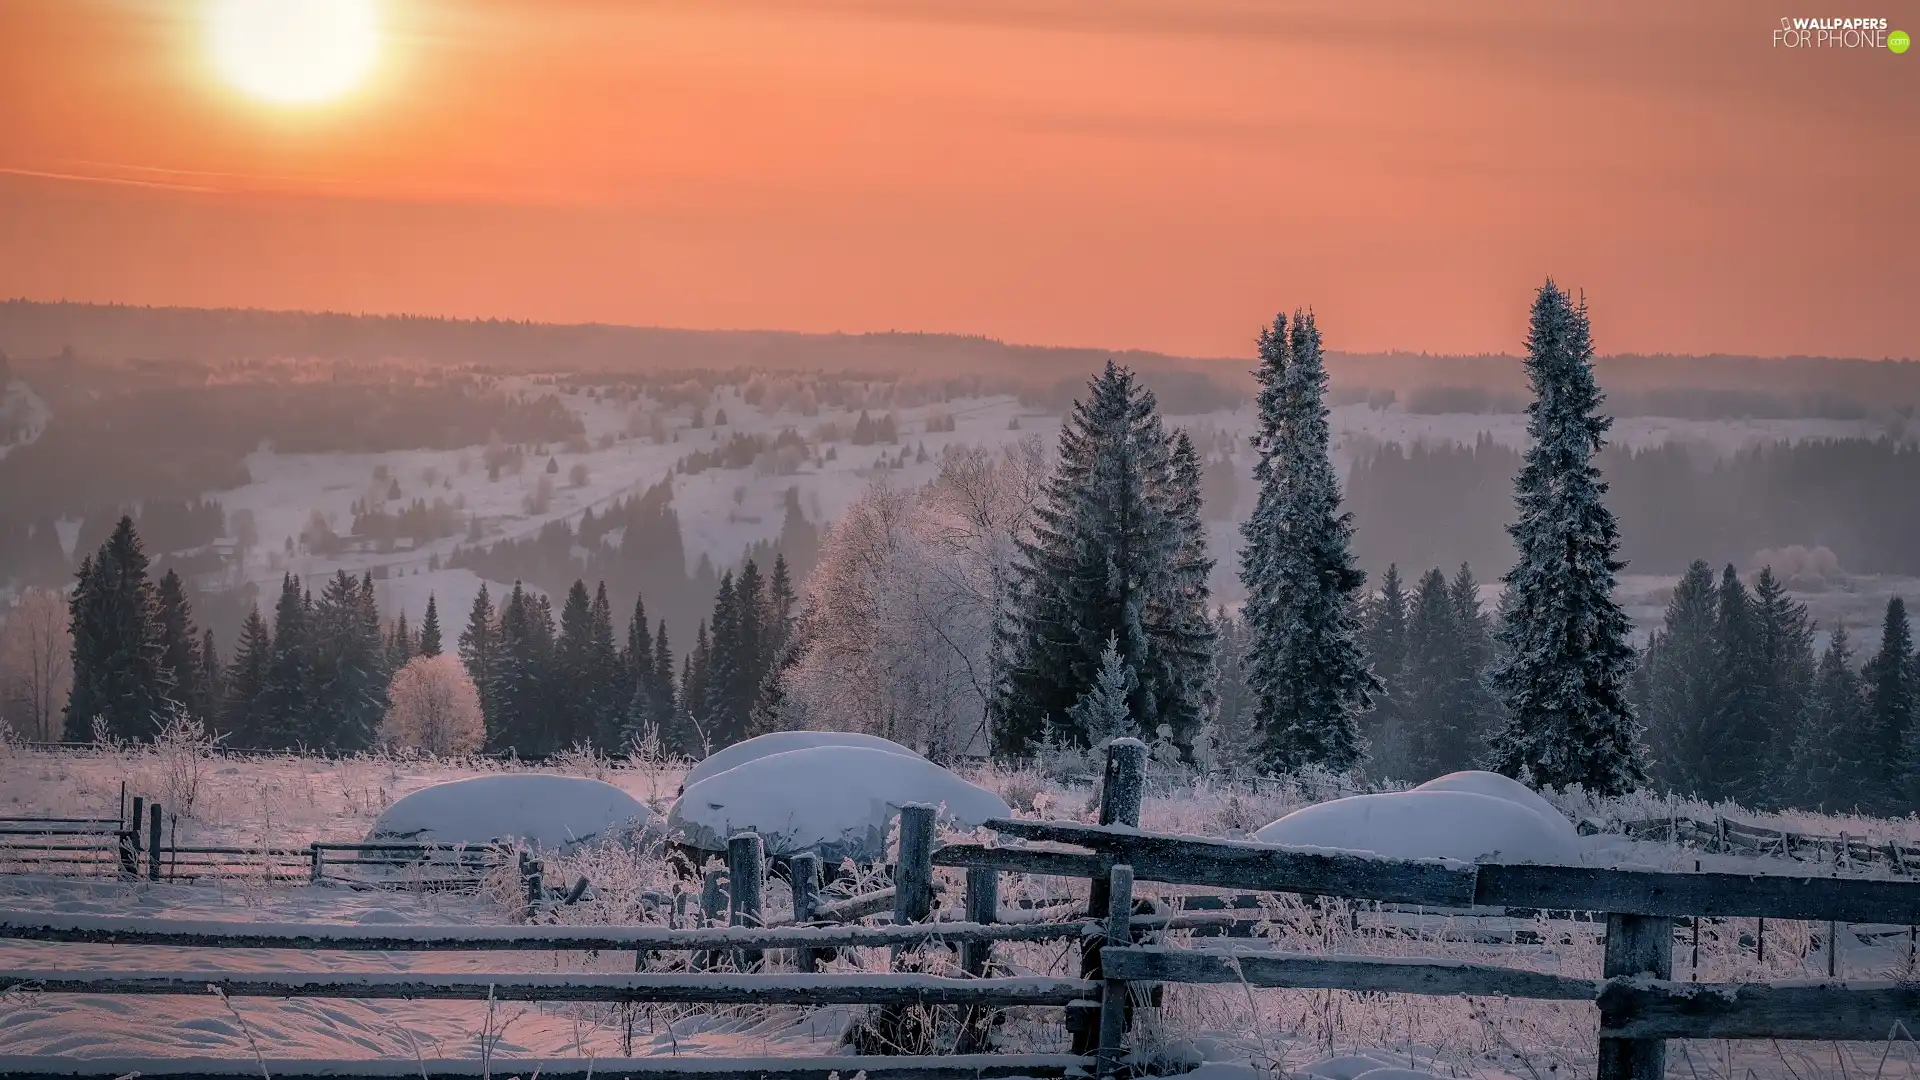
181,377,1888,625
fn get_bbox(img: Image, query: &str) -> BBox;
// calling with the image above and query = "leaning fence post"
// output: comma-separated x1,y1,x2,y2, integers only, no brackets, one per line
147,803,163,882
1075,739,1144,1053
1597,912,1674,1080
790,852,822,973
1096,863,1135,1078
728,831,766,969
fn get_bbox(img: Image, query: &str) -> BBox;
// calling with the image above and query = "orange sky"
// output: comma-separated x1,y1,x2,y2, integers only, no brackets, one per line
0,0,1914,359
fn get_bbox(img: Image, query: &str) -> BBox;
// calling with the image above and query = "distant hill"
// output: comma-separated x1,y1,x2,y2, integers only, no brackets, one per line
4,299,1917,416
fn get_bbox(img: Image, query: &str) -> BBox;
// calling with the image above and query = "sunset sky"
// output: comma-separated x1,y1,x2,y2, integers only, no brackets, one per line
1,0,1914,359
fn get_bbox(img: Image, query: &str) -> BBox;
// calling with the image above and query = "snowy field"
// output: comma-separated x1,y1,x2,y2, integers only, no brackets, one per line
3,743,1919,1078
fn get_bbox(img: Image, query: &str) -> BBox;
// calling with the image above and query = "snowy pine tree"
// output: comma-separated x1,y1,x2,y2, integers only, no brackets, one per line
153,569,205,722
1641,560,1720,796
1358,564,1409,776
1238,311,1377,773
1067,636,1140,746
1749,566,1814,803
64,517,171,742
1792,626,1870,811
222,605,272,743
1863,597,1916,813
417,595,443,657
458,584,497,725
995,361,1202,755
1487,281,1645,794
256,574,314,750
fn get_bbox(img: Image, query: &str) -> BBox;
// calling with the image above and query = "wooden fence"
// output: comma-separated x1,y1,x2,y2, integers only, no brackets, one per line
1618,812,1920,874
0,797,519,893
3,743,1919,1080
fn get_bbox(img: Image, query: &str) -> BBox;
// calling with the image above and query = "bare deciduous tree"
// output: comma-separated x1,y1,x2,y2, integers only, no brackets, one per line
380,653,485,756
0,587,72,743
780,439,1046,760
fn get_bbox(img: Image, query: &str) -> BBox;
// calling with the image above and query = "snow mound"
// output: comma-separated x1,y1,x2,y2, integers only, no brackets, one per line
1254,790,1577,864
680,730,923,793
367,774,652,852
669,746,1010,862
1412,770,1574,837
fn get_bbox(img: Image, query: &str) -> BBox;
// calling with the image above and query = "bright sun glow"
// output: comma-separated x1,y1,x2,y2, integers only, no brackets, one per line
208,0,380,106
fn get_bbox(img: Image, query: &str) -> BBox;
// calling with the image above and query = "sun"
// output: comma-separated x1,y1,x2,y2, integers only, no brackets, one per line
208,0,380,106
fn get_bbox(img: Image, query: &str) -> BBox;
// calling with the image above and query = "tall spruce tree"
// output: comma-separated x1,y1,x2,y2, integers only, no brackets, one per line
1447,564,1499,754
682,621,712,754
387,611,415,673
1708,565,1768,801
1238,311,1376,773
1641,560,1720,796
65,517,171,742
1487,282,1645,795
554,580,597,749
1156,430,1219,749
199,626,223,730
1358,565,1410,777
458,585,498,726
153,569,205,722
587,582,624,748
1792,626,1870,811
222,605,272,744
996,361,1206,756
1862,597,1916,814
488,582,557,756
256,574,314,749
417,595,443,657
703,572,747,747
1400,567,1481,779
310,570,387,752
1750,566,1814,803
650,620,682,752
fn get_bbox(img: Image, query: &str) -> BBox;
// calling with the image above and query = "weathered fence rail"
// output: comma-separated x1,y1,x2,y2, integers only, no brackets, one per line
1617,813,1920,875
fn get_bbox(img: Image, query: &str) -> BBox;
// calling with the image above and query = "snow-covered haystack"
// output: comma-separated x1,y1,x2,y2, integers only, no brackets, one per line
1253,790,1578,864
1412,770,1575,839
679,730,923,793
669,745,1009,863
367,774,653,853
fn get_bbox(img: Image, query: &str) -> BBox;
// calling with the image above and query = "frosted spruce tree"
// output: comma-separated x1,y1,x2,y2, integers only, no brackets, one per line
1238,311,1377,773
1487,281,1646,794
1067,636,1141,746
995,361,1210,755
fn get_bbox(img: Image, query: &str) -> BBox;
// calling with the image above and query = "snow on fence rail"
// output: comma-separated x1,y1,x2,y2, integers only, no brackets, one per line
5,744,1920,1080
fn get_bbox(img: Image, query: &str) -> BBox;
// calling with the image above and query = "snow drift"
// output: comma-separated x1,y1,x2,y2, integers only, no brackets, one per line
367,774,653,852
1411,770,1575,839
668,745,1009,862
678,730,923,793
1254,790,1578,864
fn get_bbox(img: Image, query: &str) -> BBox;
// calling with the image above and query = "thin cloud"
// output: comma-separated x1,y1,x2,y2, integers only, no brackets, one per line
0,166,223,193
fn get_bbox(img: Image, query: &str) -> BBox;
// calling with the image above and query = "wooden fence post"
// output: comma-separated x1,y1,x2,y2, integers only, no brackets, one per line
1598,912,1673,1080
309,845,324,885
962,865,999,977
728,831,765,969
790,853,821,974
893,804,937,928
1097,863,1135,1078
1075,739,1144,1053
519,851,543,917
122,796,143,879
147,803,162,883
697,869,726,970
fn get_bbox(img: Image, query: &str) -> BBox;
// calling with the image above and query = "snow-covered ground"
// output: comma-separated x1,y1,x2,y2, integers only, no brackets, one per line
3,745,1919,1077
